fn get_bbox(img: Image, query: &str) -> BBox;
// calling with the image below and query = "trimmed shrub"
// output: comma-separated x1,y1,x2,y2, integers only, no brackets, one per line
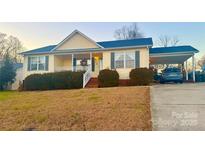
23,71,84,91
98,69,119,87
129,68,154,86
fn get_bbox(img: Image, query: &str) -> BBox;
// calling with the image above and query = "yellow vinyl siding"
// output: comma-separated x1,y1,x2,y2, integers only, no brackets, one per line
102,47,149,79
57,33,100,50
23,47,149,80
23,54,54,79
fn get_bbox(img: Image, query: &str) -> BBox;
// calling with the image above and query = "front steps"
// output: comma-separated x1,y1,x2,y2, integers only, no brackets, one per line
85,78,98,88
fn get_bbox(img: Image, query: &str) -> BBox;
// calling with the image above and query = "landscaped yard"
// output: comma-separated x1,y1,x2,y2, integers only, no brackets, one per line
0,87,151,131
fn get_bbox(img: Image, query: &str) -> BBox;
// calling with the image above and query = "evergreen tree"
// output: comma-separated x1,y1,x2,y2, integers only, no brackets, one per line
0,54,16,90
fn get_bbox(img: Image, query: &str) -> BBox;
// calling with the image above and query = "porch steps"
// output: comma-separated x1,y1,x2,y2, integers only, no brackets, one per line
85,78,98,88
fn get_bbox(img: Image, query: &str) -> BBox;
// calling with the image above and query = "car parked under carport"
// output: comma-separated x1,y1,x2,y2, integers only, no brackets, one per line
149,46,199,82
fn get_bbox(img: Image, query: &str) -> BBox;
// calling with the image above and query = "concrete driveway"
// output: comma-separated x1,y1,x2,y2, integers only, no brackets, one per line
151,83,205,131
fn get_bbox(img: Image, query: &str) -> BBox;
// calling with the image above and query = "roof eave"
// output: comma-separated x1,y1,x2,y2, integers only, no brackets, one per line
20,51,52,55
22,44,153,55
150,51,197,57
52,44,153,52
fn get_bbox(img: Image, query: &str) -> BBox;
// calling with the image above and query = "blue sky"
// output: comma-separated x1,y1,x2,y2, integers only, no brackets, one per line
0,22,204,57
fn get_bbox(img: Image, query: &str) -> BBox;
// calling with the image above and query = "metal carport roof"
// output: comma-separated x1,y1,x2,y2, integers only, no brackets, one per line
149,46,199,64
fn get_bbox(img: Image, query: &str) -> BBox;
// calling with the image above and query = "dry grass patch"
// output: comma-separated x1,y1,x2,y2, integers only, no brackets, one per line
0,87,151,131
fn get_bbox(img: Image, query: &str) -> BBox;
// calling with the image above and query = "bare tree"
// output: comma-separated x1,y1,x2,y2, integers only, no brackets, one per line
114,23,144,40
0,32,23,62
198,55,205,70
157,35,179,47
0,33,7,57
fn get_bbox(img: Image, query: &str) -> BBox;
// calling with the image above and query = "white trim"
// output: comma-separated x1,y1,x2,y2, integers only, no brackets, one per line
192,55,196,82
53,45,152,53
21,44,153,55
150,52,194,57
29,55,46,71
51,30,103,52
185,60,188,80
71,53,74,71
114,51,124,69
90,52,92,71
83,67,92,88
114,51,135,69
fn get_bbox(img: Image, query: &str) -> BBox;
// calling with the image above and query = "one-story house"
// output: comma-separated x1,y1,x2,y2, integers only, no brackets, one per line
21,30,199,87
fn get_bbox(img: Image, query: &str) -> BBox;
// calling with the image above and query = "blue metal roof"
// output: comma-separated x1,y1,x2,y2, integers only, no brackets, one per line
97,38,153,48
22,45,57,54
21,38,153,54
150,46,199,54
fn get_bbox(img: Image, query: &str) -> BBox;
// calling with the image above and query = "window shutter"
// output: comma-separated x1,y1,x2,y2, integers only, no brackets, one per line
135,51,140,68
73,58,77,66
27,57,31,71
45,56,49,71
111,52,115,69
92,57,95,72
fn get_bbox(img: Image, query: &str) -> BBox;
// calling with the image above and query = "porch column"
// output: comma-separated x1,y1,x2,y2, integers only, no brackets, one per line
71,53,74,71
192,54,196,82
90,52,92,71
185,60,188,81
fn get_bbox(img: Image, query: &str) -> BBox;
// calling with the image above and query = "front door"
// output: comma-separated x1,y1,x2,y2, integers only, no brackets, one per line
94,56,100,73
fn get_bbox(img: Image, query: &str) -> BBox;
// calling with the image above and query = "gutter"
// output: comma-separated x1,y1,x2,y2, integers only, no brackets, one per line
149,52,195,57
20,44,153,55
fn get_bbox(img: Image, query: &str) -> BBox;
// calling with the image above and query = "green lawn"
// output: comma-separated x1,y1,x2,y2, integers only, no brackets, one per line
0,91,16,101
0,87,151,131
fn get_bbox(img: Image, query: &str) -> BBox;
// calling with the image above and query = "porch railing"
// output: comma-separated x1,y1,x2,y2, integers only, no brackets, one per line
73,65,90,72
83,67,92,88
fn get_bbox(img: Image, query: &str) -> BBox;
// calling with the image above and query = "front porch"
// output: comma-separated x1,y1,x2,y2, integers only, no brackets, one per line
53,52,103,88
54,52,103,77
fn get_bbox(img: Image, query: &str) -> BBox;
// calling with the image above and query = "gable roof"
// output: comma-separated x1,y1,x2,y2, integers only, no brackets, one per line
51,30,103,51
150,46,199,54
97,38,153,48
21,38,153,55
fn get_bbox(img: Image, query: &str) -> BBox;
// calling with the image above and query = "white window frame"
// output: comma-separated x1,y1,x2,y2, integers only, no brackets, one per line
114,52,125,69
29,56,46,71
114,51,135,69
125,52,135,68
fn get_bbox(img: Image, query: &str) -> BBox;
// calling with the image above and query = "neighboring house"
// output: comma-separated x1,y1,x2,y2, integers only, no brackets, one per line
21,30,199,87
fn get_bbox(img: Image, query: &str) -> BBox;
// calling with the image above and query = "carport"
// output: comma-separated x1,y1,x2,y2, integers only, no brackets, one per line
149,46,199,82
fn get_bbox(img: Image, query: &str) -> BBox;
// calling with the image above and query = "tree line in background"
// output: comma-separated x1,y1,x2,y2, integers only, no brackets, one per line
0,32,23,90
114,23,205,71
0,32,23,62
114,23,180,47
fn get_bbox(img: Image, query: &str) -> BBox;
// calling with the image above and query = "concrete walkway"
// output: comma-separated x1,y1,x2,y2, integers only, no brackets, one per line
151,83,205,131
